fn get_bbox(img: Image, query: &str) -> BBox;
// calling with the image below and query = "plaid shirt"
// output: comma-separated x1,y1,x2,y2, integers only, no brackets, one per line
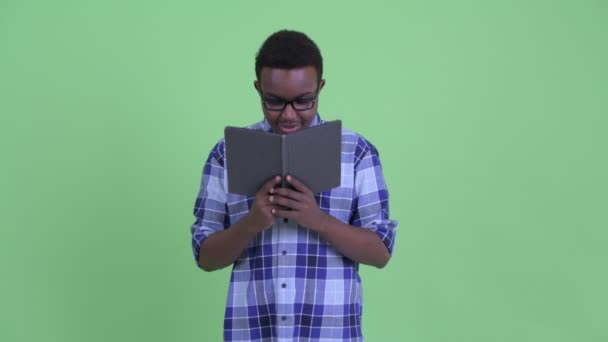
191,113,398,341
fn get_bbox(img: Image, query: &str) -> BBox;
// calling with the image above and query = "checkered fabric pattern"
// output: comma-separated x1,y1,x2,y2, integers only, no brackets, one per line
191,113,398,341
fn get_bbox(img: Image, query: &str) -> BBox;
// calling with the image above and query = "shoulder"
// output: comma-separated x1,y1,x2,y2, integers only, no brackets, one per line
244,120,267,131
341,127,380,167
207,139,225,167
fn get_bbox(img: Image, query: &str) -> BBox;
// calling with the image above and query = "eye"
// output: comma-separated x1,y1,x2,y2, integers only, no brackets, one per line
293,98,314,105
264,98,284,106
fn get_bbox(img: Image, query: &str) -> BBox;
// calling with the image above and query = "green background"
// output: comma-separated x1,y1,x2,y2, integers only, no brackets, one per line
1,0,606,341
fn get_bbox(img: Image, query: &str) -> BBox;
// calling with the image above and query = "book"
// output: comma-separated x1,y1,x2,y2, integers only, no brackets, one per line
224,120,342,196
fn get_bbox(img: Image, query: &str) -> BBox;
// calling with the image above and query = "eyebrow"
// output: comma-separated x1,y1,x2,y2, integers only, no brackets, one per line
263,91,316,99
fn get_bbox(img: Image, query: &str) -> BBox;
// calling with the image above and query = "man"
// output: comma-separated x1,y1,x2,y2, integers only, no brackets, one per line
191,30,398,341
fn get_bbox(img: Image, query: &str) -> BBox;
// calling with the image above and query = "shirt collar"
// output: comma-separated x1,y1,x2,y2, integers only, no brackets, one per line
262,112,323,133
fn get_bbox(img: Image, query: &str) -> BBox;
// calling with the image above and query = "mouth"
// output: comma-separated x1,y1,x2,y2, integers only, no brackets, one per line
278,122,301,134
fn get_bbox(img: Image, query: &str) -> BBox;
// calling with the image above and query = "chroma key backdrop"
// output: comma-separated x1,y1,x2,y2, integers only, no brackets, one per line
1,1,606,341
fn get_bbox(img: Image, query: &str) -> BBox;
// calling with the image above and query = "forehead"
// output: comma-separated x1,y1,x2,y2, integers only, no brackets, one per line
259,66,318,97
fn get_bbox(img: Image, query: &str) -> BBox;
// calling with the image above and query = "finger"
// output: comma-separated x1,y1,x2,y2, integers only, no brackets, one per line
286,175,312,195
269,194,302,211
273,187,306,202
261,175,282,194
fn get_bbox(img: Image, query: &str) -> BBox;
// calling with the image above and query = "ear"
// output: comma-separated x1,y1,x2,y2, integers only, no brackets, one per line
318,79,326,92
253,80,261,93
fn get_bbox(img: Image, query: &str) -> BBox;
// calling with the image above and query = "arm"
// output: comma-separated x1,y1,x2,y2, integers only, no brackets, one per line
200,186,389,270
196,214,260,272
191,139,281,271
315,211,391,268
197,177,282,271
271,141,397,268
272,173,396,269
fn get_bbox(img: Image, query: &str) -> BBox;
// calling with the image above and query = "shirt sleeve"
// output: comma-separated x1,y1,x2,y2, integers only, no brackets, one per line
351,138,398,255
190,140,230,268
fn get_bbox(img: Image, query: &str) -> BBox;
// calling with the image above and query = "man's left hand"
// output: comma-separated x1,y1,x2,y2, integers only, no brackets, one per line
270,175,328,231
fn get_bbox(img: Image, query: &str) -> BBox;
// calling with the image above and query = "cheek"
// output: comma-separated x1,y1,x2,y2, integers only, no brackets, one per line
263,111,280,123
300,111,317,125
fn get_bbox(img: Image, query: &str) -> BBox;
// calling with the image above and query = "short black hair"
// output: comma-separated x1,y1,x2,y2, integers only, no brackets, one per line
255,30,323,82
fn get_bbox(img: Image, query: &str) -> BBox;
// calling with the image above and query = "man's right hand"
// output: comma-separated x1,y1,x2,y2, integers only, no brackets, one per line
242,175,282,233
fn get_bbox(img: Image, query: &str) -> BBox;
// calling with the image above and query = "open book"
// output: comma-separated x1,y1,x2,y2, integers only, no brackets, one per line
224,120,342,196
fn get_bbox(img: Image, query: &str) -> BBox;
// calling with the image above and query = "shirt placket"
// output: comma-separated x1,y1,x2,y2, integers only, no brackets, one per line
275,217,297,340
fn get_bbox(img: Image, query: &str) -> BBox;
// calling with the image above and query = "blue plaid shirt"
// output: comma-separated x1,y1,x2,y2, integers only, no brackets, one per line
191,113,398,341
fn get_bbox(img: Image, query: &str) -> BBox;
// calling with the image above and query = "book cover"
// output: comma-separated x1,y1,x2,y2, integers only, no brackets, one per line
224,120,342,196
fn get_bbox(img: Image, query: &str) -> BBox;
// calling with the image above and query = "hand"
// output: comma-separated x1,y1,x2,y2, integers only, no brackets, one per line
270,175,328,231
242,176,282,233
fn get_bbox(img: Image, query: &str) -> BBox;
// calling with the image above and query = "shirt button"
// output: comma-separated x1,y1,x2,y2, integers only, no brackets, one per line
281,316,287,321
283,218,288,223
281,283,286,288
281,250,287,255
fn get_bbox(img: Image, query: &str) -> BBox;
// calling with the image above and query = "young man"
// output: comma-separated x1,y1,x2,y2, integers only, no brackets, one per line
191,30,398,341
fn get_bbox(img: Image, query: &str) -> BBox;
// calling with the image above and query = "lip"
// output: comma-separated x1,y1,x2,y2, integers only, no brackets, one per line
278,123,301,134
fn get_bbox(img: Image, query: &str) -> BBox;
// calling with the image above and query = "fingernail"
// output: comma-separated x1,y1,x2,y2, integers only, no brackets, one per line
271,209,275,214
269,196,274,202
286,175,291,181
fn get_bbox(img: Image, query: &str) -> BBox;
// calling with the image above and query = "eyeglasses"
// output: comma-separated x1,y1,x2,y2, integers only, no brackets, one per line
259,84,320,111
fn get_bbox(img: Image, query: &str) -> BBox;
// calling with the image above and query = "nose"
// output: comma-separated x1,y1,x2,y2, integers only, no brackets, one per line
280,102,298,120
